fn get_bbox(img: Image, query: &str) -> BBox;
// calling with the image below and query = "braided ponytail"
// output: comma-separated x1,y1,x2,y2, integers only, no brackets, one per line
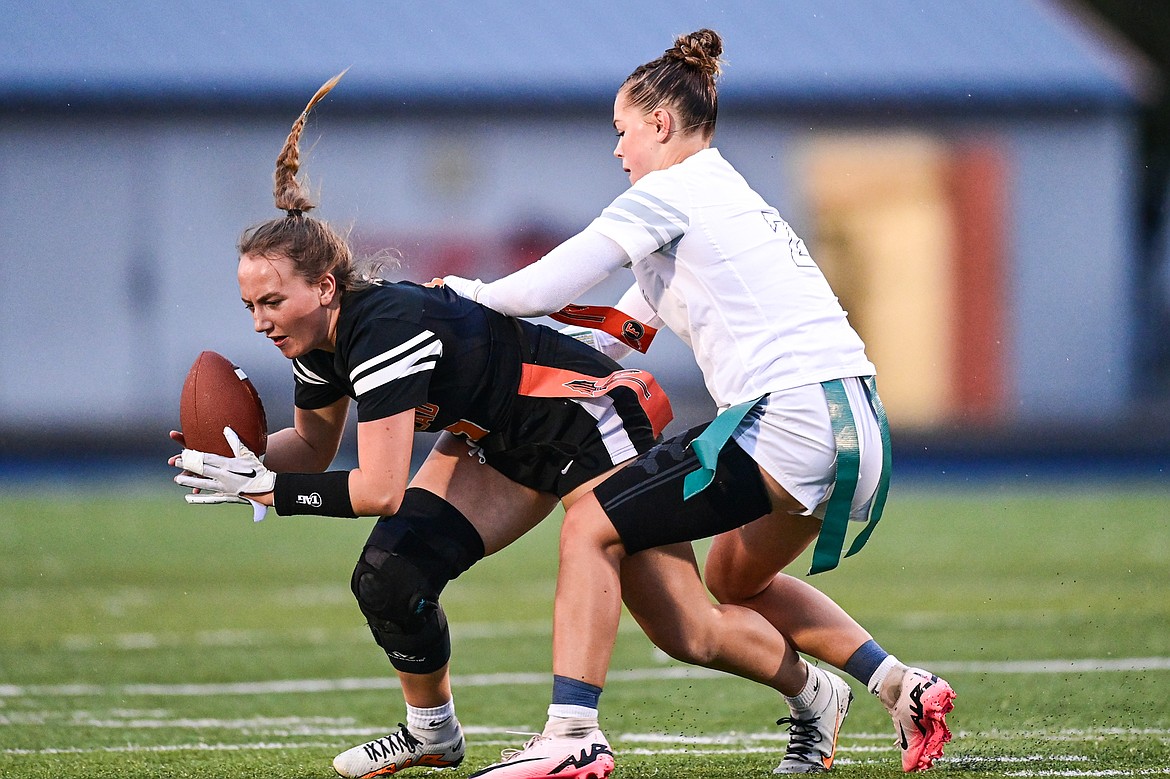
239,70,386,294
273,69,348,217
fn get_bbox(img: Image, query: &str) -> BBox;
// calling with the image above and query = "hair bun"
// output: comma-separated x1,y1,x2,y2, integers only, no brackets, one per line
669,29,723,77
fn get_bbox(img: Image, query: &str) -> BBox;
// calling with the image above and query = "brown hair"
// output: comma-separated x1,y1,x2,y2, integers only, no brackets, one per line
238,69,385,292
621,29,723,140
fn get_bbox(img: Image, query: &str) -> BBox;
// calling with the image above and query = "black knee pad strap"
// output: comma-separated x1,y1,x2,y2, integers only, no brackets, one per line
366,488,486,580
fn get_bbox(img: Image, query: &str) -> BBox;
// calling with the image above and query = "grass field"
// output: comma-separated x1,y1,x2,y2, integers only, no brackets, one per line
1,476,1168,778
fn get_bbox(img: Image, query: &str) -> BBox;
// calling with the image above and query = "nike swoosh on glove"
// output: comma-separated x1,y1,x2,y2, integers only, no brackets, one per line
174,427,274,521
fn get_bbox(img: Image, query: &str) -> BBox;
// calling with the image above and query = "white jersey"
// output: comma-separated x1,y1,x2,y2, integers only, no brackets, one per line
587,148,875,409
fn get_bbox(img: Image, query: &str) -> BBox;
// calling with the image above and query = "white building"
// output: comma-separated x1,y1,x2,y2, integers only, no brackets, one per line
0,0,1152,459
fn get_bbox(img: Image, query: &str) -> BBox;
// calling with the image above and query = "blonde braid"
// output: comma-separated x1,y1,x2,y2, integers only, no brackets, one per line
273,69,349,216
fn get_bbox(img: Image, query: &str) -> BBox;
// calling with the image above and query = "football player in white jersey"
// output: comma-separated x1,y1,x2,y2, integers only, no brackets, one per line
446,29,955,778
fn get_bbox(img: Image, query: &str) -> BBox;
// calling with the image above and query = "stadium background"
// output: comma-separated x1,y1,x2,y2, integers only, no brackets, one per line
1,0,1169,476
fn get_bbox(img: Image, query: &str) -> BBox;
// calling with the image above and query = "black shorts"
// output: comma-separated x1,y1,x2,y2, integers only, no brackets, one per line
593,423,773,554
479,322,660,497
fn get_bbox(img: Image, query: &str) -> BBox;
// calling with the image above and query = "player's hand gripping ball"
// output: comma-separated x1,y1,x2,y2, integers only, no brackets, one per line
179,351,268,457
175,351,270,521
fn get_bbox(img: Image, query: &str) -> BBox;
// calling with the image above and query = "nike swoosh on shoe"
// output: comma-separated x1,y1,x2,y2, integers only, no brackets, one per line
471,757,547,775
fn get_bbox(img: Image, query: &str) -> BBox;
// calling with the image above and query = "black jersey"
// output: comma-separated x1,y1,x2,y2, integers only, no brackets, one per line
292,280,670,495
293,280,521,435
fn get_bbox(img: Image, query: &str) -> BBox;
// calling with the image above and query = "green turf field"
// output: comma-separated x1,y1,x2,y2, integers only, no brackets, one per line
1,481,1168,778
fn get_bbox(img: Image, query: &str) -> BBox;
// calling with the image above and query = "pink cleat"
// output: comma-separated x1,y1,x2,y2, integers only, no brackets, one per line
890,668,955,771
469,728,614,779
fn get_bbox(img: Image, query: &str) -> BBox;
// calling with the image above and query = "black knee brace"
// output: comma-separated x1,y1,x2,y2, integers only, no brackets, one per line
350,488,485,675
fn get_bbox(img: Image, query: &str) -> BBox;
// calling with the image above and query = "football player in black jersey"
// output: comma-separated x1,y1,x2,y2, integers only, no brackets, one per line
172,73,814,779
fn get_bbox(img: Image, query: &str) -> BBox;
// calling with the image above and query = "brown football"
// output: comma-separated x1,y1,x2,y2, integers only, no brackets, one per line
179,351,268,457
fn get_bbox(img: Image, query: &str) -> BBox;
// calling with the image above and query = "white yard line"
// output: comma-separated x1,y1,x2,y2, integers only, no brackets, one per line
3,713,1167,771
996,767,1170,771
5,711,1168,744
3,742,336,755
5,740,1168,775
2,658,1168,699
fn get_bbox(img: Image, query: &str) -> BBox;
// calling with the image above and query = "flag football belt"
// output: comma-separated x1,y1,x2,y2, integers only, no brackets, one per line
682,376,891,575
549,304,659,354
516,363,674,439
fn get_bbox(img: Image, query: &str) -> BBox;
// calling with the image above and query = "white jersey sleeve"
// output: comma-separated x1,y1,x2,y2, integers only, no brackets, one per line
586,187,690,264
449,230,630,318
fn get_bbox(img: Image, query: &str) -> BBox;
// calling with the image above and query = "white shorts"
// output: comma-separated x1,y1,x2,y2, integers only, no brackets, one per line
732,377,885,522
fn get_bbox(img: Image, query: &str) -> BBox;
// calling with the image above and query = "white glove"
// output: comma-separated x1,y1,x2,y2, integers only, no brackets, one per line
174,427,273,521
183,491,269,523
440,274,484,302
184,492,247,506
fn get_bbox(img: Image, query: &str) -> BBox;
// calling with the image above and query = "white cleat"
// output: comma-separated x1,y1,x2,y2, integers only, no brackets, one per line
774,667,854,773
332,722,465,778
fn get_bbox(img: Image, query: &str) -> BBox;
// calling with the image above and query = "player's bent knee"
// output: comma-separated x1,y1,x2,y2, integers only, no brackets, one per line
705,566,768,605
349,488,485,675
560,497,627,561
703,534,774,604
703,556,752,605
351,545,452,674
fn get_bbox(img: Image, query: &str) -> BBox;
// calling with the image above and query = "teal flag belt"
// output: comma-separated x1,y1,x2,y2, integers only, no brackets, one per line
682,376,892,575
682,396,763,501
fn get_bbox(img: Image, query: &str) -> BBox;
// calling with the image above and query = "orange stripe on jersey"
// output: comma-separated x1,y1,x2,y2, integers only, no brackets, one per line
549,304,658,354
517,364,673,438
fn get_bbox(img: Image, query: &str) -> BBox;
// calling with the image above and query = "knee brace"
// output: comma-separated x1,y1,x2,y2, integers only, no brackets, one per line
350,488,485,674
352,543,452,674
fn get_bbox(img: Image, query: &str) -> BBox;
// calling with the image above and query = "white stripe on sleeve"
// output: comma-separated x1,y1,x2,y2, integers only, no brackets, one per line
350,333,442,397
293,360,330,385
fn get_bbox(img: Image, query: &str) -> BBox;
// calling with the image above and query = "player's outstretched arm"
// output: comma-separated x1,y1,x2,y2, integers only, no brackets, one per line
443,230,628,317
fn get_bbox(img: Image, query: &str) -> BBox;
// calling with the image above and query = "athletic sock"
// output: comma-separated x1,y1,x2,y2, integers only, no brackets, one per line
783,662,821,711
551,674,603,709
545,675,602,737
545,705,600,739
406,700,458,739
843,639,888,686
867,654,902,699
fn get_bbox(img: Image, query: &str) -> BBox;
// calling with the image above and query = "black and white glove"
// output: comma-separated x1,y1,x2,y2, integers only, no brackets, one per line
174,427,272,522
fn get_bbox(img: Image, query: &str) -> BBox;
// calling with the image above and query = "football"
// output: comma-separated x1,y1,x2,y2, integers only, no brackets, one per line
179,351,268,457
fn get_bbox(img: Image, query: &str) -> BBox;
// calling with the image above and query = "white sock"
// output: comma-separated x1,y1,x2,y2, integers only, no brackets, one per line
867,655,902,697
544,704,599,738
406,700,457,737
784,663,821,711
